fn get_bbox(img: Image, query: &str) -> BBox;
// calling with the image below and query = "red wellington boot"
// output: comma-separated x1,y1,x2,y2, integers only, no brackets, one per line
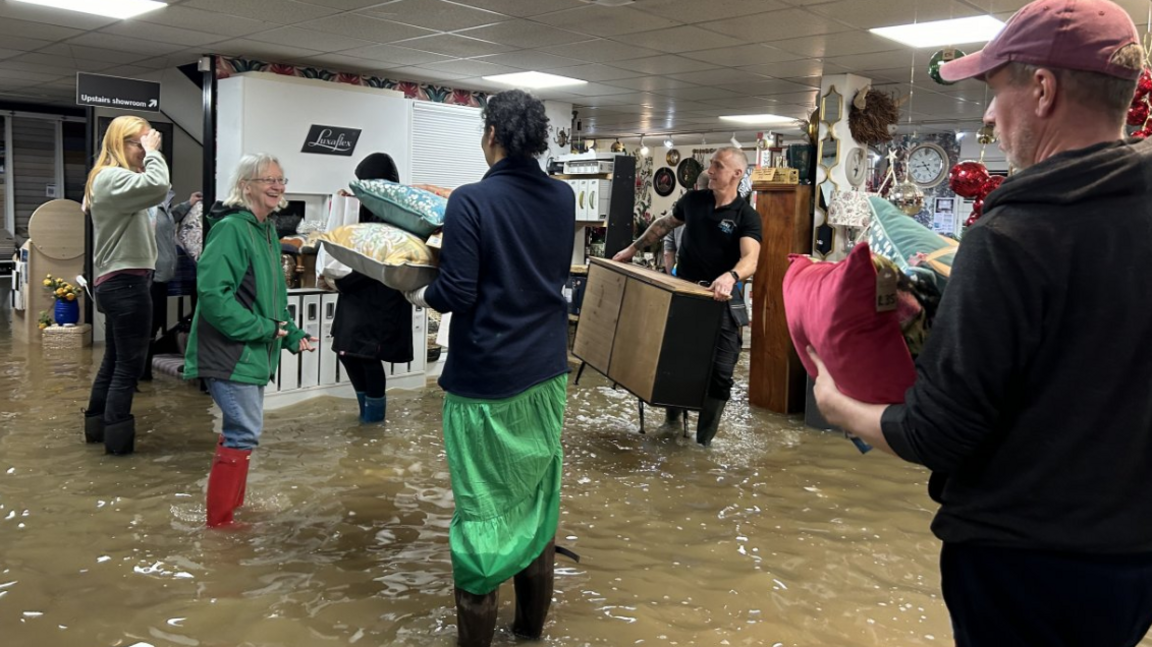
206,444,251,528
218,435,249,509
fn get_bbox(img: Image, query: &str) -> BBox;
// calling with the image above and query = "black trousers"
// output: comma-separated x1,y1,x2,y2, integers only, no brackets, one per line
339,355,387,398
87,274,152,424
708,308,741,401
941,543,1152,647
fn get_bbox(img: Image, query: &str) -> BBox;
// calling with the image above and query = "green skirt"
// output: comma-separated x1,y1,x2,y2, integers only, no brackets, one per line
442,374,567,595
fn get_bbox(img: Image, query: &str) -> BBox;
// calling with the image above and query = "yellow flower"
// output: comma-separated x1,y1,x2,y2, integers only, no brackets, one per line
66,293,75,301
45,274,51,279
38,323,46,330
43,279,52,286
55,288,64,296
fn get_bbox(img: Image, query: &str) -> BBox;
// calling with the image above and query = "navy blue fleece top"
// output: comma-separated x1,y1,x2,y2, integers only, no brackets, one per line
423,156,575,399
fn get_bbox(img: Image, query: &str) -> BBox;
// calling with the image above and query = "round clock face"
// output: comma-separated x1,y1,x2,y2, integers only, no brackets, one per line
907,143,948,188
846,147,867,187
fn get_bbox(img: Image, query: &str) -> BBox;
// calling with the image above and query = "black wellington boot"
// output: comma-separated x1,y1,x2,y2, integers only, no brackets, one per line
454,586,499,647
695,397,728,447
83,410,104,444
104,416,136,456
512,540,556,640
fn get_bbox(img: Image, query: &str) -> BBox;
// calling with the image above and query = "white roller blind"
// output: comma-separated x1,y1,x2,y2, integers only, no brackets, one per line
410,102,488,189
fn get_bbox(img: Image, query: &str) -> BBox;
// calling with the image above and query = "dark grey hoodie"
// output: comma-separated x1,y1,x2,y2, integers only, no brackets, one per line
881,138,1152,554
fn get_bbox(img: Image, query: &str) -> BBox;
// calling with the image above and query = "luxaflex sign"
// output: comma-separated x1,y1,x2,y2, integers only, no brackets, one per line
76,73,161,112
301,125,362,157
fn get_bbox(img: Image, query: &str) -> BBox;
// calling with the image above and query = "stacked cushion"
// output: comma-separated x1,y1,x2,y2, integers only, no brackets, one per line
868,196,957,289
317,223,438,292
350,179,447,238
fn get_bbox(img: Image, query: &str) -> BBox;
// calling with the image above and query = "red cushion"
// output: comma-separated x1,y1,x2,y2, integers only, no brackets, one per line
783,242,916,404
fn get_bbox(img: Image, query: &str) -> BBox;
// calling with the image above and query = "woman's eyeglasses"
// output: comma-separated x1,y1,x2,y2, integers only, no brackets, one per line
248,178,289,186
125,140,143,148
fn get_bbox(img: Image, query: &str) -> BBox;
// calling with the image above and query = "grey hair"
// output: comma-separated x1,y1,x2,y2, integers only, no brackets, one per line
714,146,748,173
1005,42,1144,122
222,153,288,212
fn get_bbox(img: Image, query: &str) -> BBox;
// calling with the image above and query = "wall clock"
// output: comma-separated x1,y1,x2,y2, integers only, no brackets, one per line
906,142,948,188
845,147,867,187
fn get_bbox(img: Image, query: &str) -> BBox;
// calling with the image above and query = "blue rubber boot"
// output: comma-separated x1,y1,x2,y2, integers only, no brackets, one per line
361,396,386,424
355,391,366,418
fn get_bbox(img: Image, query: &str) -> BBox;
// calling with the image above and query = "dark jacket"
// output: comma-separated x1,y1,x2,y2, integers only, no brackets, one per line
330,203,414,363
184,203,306,385
423,156,575,399
881,138,1152,554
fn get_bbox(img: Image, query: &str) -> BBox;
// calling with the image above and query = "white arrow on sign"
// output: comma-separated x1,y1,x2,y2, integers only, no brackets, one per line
148,99,157,108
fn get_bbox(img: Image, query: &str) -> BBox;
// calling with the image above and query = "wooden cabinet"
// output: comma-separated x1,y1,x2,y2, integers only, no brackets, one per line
574,258,724,410
749,184,813,414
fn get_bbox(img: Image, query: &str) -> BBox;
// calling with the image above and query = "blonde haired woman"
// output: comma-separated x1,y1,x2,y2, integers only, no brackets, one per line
183,153,315,527
83,115,170,455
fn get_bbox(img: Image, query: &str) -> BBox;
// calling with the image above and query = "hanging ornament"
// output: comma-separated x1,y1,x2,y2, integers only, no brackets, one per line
964,213,979,228
611,138,626,153
977,124,996,145
928,48,967,86
889,180,926,216
1136,129,1152,140
1127,103,1149,126
948,161,991,198
1138,68,1152,98
970,195,985,220
981,175,1005,198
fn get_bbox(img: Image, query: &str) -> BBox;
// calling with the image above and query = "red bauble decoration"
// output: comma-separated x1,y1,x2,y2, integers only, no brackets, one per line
1127,103,1149,126
980,175,1005,198
970,196,985,221
965,214,979,227
948,161,990,199
1133,130,1149,140
1138,69,1152,97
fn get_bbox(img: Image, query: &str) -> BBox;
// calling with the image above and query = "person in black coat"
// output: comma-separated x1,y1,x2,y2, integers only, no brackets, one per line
331,153,414,423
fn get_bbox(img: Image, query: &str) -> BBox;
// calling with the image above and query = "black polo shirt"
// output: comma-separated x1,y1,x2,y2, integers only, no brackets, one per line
673,189,762,284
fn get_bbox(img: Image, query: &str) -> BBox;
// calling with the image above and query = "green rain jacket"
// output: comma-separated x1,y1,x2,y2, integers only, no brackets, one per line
184,202,306,385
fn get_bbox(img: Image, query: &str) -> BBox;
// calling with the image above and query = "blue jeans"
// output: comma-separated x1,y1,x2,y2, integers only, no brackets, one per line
87,274,152,424
206,379,265,450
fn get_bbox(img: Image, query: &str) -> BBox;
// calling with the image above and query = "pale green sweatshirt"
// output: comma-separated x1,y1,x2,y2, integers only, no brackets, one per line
90,149,171,279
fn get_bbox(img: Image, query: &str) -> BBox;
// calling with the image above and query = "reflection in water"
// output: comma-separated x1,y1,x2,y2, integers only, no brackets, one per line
3,316,1146,647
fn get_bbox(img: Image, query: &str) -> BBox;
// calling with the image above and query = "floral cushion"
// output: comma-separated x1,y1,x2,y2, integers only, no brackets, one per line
176,201,204,261
317,223,438,292
350,179,447,238
868,196,957,288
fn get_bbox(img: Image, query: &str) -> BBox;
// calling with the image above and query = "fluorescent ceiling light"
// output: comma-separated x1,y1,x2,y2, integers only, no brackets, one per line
871,15,1005,48
719,114,794,125
13,0,166,19
482,71,587,89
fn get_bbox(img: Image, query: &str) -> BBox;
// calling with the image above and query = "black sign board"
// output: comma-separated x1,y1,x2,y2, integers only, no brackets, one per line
76,73,161,112
301,125,361,157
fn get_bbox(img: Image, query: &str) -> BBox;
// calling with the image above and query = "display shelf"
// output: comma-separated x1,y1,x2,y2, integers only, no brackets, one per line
577,220,607,227
554,173,611,180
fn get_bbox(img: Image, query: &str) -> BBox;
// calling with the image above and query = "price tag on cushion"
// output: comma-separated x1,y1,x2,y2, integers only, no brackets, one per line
875,264,898,312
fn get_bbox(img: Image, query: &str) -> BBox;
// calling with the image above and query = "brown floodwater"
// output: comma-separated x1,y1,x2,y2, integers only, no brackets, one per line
3,313,1147,647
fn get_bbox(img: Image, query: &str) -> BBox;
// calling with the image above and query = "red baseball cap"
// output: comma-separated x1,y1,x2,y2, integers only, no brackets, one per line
939,0,1141,82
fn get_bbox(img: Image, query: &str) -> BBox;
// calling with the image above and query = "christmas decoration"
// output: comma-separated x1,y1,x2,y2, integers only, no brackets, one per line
1127,66,1152,137
888,179,926,216
981,175,1005,197
965,213,979,228
948,161,991,198
977,124,996,145
1128,103,1149,126
1138,68,1152,98
928,48,966,86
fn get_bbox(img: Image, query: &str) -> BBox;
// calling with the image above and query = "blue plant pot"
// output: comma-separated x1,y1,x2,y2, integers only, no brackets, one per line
54,298,79,326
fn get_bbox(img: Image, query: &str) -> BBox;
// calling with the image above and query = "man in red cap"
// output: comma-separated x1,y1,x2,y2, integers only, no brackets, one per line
809,1,1152,644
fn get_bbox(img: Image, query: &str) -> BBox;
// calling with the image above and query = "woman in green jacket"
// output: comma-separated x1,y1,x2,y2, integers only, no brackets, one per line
183,153,314,528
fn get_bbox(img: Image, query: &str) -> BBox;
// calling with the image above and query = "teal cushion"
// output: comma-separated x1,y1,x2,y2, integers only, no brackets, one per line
867,197,956,288
350,180,447,238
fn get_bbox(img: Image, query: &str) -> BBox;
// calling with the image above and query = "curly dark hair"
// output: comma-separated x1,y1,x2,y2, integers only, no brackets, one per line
482,89,550,159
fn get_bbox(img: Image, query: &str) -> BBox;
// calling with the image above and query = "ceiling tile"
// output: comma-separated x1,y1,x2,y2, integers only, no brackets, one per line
291,53,392,74
0,49,24,61
100,65,158,78
445,0,582,17
0,64,74,83
471,51,584,71
533,5,681,37
540,39,664,63
738,58,839,79
417,58,520,77
135,5,271,38
9,53,114,74
632,0,788,23
286,0,390,8
715,78,813,95
68,33,200,57
301,14,436,44
360,0,506,31
666,68,771,86
610,26,743,54
810,0,981,30
611,55,718,75
770,31,906,59
601,76,698,92
183,0,339,24
248,27,377,53
338,43,453,66
959,0,1036,10
698,95,783,109
545,63,642,82
0,18,84,41
680,44,805,66
209,39,326,62
701,8,850,41
0,2,116,30
101,22,232,48
0,36,53,54
455,20,588,49
545,82,636,97
649,86,744,102
825,50,921,71
39,44,148,66
386,65,473,82
753,90,819,105
396,34,514,57
556,94,632,107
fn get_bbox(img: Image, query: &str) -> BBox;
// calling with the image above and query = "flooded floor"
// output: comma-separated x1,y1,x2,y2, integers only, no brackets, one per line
3,316,1147,647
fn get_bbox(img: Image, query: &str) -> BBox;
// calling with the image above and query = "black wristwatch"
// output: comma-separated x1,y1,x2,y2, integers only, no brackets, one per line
729,270,740,282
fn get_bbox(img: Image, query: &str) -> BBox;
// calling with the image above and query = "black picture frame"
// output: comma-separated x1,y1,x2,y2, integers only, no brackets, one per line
653,167,676,196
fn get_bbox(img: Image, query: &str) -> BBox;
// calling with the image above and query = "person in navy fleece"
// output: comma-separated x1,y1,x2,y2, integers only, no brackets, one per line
406,89,574,647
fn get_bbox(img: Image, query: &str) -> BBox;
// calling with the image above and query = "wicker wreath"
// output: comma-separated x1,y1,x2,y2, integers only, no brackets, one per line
849,86,905,146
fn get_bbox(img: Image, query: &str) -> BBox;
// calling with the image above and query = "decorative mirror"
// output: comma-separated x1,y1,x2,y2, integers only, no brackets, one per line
819,130,840,170
821,85,843,124
817,177,839,212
